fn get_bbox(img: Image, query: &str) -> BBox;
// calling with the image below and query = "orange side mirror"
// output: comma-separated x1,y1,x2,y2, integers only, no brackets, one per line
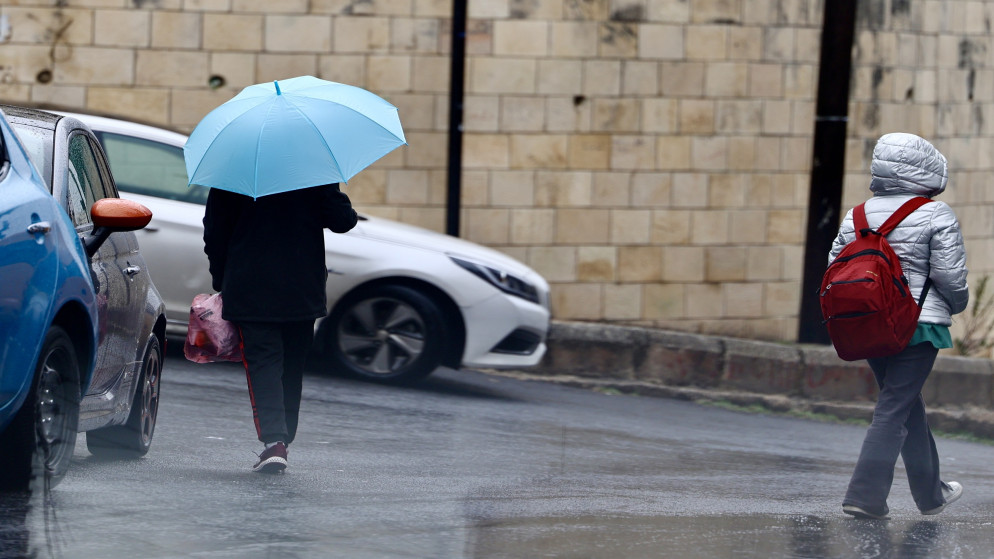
90,198,152,231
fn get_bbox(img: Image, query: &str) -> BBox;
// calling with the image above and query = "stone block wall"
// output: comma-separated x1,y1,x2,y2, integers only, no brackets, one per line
2,0,992,345
842,0,994,349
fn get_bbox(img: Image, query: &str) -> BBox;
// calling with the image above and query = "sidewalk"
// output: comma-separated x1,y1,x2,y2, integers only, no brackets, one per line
503,321,994,440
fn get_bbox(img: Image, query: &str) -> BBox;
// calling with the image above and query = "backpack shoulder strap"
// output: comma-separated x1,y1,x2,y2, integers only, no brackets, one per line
853,203,870,237
876,197,934,236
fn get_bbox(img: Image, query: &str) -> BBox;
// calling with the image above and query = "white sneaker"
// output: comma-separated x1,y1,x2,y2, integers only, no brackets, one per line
921,481,963,515
843,504,889,520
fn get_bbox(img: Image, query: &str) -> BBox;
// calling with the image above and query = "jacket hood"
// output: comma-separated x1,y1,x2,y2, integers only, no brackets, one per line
869,133,948,197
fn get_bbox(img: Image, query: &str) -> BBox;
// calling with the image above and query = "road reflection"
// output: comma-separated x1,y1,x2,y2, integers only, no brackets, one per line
0,501,962,559
844,519,943,558
0,481,71,559
0,490,31,557
466,514,956,558
789,515,830,557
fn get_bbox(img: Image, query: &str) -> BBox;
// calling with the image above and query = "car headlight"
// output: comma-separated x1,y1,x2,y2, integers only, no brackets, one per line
449,256,540,304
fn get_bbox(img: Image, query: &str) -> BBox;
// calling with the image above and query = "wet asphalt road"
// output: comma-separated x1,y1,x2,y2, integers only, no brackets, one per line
2,347,994,558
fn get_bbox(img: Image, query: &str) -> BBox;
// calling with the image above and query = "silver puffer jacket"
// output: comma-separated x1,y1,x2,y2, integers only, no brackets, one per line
829,133,969,325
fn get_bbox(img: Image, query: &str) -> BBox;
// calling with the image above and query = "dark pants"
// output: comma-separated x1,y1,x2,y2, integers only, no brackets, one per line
237,320,314,445
843,343,945,515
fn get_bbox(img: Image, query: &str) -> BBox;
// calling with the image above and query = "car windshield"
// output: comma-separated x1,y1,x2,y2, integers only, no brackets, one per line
7,122,54,191
95,131,208,205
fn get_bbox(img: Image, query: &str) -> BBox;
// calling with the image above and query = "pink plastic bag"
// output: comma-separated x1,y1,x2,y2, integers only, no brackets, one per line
184,293,243,363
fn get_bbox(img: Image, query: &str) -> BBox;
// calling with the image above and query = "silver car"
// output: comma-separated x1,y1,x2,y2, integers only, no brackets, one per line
66,112,551,385
3,105,167,459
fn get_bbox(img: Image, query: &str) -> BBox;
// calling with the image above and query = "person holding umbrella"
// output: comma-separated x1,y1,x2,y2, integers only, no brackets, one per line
204,184,355,472
190,76,406,472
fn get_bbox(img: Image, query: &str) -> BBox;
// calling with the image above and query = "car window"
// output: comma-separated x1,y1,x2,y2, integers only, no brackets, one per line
66,134,102,227
6,123,54,190
87,136,118,199
96,131,208,205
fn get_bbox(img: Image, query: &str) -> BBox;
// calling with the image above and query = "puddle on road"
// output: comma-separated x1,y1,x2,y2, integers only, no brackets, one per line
465,514,990,558
3,489,991,558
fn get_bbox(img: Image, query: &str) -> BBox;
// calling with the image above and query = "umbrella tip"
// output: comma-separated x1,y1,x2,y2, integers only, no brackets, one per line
274,81,281,95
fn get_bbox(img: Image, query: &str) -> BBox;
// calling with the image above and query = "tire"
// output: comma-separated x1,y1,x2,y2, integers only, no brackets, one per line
0,326,80,492
320,285,446,384
86,335,162,458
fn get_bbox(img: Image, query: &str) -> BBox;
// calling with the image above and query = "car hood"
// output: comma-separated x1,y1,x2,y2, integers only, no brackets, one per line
353,215,541,281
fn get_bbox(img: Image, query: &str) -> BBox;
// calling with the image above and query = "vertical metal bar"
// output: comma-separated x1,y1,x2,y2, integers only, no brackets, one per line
446,0,468,237
797,0,859,344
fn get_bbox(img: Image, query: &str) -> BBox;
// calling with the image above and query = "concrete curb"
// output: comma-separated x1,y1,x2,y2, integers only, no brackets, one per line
514,321,994,440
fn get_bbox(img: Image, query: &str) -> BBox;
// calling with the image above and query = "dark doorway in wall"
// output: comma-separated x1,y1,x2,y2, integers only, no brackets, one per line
797,0,859,344
446,0,467,237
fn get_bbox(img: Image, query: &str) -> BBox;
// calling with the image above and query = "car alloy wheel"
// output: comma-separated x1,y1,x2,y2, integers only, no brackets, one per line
0,326,80,491
323,285,445,384
34,327,80,487
133,335,162,450
85,335,162,457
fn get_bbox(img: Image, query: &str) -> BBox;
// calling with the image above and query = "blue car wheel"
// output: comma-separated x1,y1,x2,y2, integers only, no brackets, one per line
0,326,80,492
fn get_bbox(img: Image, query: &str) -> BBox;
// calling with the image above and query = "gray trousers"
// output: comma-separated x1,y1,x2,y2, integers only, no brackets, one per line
237,320,314,445
843,342,945,516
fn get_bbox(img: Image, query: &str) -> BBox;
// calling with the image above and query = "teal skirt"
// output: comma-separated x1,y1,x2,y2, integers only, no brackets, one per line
909,323,952,349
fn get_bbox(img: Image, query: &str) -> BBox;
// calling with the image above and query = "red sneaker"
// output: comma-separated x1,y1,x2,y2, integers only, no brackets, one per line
252,442,287,473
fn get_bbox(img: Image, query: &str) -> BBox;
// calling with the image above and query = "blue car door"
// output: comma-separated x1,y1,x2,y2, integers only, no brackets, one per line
0,121,58,420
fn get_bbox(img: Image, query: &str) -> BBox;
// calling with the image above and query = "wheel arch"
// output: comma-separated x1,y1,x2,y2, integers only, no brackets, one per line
113,312,167,423
51,302,96,390
325,276,466,369
129,313,166,416
152,313,167,354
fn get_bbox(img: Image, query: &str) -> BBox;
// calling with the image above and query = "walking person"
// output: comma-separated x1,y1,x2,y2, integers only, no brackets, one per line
829,133,969,518
203,183,357,473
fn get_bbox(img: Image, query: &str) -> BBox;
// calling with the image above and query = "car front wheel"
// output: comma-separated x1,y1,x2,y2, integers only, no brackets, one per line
0,326,80,491
86,335,162,457
319,285,446,384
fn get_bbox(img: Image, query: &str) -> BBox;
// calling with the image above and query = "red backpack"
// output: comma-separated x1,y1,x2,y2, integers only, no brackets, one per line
820,197,933,361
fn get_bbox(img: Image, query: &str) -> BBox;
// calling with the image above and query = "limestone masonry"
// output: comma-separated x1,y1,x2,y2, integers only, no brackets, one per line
2,0,993,349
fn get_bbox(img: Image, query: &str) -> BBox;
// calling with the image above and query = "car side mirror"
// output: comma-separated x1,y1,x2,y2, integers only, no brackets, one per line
83,198,153,257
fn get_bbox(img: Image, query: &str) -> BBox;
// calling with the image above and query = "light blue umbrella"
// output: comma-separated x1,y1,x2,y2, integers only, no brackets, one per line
184,75,406,198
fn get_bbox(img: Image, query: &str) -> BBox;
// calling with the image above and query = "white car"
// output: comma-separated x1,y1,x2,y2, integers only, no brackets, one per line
63,113,550,384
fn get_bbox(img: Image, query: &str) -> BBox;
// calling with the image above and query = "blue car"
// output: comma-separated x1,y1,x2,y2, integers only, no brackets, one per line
0,108,154,491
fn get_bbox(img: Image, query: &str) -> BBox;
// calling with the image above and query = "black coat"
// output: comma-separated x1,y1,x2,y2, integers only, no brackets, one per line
203,184,357,323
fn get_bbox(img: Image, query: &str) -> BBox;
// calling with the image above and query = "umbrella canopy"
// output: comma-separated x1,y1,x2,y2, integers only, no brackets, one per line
184,75,406,198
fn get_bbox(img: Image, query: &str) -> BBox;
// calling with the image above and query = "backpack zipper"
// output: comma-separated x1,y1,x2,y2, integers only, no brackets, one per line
822,311,875,324
821,278,872,297
822,277,908,298
832,249,891,265
891,277,907,297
